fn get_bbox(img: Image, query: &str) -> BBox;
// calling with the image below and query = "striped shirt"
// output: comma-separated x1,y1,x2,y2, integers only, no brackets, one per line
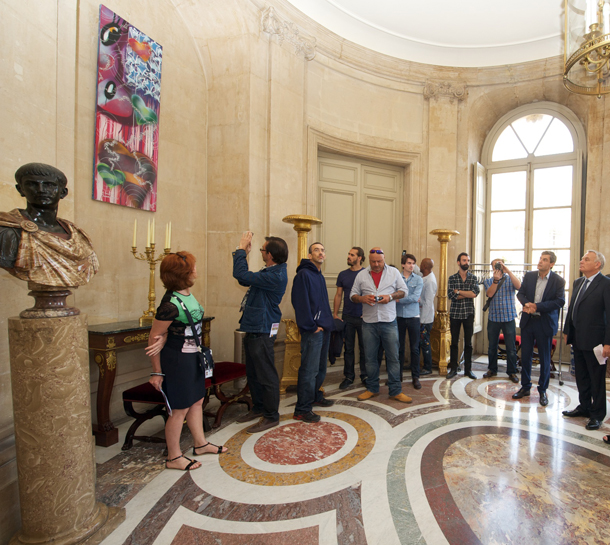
483,275,518,322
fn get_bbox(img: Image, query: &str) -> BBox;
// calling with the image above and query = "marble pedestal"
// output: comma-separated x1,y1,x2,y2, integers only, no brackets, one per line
8,314,124,545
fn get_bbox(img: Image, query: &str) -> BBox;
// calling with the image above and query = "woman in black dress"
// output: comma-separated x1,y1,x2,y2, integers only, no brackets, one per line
148,251,227,470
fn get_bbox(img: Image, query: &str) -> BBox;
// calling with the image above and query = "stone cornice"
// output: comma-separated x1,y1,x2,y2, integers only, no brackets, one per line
260,6,316,61
423,81,468,102
253,0,564,88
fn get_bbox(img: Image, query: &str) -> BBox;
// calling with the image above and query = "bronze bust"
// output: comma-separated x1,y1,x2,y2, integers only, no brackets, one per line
0,163,98,289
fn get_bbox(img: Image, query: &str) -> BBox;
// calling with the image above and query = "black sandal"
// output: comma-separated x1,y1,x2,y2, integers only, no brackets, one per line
165,454,199,471
603,436,610,445
193,442,227,455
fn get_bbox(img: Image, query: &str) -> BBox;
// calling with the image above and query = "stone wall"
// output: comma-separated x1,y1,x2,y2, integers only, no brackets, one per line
1,0,609,541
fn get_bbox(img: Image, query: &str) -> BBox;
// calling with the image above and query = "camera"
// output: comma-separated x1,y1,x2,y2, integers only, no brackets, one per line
374,296,383,302
494,261,503,271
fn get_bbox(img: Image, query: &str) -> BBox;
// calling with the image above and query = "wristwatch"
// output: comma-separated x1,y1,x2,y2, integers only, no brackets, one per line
388,294,393,301
456,290,460,296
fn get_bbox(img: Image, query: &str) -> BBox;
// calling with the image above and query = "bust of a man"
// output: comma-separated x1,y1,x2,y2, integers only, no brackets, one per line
0,163,99,288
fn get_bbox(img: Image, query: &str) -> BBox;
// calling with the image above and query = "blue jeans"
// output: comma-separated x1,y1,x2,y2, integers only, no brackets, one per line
420,322,433,372
398,316,421,379
243,333,280,420
342,314,366,383
295,329,330,414
487,320,518,375
362,320,402,396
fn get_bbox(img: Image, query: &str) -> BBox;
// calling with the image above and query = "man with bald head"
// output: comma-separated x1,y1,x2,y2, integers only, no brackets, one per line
350,247,411,403
419,258,437,375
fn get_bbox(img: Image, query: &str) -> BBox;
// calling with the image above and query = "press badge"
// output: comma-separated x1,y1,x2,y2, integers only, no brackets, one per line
270,323,279,337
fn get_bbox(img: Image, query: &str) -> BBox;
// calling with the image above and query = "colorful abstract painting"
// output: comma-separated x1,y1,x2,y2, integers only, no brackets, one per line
93,5,162,210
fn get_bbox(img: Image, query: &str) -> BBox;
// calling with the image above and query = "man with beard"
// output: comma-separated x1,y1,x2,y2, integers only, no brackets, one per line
447,252,480,379
333,247,367,389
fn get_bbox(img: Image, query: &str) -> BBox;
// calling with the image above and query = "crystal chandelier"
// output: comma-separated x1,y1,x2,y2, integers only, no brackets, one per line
564,0,610,97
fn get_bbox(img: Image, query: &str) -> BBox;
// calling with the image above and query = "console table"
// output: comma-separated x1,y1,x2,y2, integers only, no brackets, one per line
88,317,214,447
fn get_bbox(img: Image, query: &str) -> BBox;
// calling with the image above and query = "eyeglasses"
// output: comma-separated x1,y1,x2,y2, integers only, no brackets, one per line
370,249,384,254
259,247,267,253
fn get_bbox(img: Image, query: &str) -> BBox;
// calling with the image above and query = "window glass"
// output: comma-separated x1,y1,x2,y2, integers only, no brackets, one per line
490,211,525,249
533,166,573,208
534,118,574,156
491,171,526,210
492,126,528,162
511,114,553,153
532,209,572,248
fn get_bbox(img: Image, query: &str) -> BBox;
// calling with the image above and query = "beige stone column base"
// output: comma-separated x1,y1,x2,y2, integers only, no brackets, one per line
8,314,124,544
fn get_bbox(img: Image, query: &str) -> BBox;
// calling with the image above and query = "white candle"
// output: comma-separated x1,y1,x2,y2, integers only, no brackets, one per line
147,220,150,247
165,223,169,249
151,218,155,245
133,219,137,247
169,222,172,249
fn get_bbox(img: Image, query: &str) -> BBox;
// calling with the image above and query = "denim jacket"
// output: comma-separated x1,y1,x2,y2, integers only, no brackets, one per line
396,273,423,318
232,249,287,334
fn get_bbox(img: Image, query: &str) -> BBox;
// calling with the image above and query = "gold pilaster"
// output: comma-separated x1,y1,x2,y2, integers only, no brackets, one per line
430,229,460,375
280,214,322,392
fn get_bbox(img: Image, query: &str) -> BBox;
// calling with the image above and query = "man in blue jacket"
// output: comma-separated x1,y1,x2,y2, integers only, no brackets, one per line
291,242,335,423
233,231,288,433
512,251,565,407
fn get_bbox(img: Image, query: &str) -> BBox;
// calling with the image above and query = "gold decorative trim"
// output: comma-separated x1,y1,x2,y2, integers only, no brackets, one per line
423,81,467,102
124,333,150,344
261,6,316,61
94,354,105,378
106,337,116,350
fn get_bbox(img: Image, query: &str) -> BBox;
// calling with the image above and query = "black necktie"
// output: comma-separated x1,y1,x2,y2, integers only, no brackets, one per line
573,278,590,321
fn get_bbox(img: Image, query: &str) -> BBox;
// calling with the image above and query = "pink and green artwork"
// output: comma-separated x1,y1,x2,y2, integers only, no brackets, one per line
93,5,162,210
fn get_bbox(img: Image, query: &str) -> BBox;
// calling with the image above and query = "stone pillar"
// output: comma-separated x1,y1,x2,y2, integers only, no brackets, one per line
9,314,123,545
430,229,460,375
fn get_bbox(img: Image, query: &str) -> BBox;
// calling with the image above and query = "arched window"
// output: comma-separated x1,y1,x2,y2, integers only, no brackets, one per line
481,102,585,296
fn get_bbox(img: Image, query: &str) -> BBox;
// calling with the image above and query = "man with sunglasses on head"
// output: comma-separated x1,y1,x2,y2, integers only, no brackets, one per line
350,247,412,403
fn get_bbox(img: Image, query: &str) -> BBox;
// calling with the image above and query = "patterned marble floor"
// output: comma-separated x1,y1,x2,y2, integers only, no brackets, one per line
95,360,610,545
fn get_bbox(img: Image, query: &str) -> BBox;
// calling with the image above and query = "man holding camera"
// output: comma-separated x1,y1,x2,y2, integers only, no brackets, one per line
350,247,411,403
482,259,521,383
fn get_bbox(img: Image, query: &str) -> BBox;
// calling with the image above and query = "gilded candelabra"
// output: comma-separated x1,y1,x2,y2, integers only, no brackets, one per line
132,219,172,326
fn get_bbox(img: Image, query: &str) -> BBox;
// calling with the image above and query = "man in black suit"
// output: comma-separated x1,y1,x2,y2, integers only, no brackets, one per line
512,251,565,406
562,250,610,432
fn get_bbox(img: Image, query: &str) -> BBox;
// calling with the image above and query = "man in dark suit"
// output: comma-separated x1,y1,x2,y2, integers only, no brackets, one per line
562,250,610,432
512,251,565,406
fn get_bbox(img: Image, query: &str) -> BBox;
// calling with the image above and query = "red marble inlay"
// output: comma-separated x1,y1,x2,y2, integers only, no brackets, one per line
253,422,347,465
172,524,319,545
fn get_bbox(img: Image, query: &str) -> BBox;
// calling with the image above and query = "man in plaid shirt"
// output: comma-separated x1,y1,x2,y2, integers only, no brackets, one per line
482,259,521,383
447,252,480,379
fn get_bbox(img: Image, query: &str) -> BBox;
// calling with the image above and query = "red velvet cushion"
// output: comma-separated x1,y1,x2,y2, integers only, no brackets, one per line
213,361,247,384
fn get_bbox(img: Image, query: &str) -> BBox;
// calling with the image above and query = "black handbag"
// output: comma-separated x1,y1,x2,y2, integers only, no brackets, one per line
172,293,214,378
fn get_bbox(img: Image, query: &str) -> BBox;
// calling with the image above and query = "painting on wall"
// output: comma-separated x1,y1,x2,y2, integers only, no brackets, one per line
93,5,163,211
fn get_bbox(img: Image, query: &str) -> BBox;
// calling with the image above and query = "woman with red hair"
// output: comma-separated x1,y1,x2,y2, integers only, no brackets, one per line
148,251,227,470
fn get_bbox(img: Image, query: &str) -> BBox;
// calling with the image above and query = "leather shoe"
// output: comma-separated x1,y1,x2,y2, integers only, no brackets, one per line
508,374,519,384
357,390,379,401
512,388,530,399
446,369,457,379
586,419,602,430
539,392,548,406
420,369,432,376
482,370,497,378
562,408,589,418
465,371,477,380
390,393,413,403
339,379,353,390
236,410,263,423
412,378,422,390
246,417,279,434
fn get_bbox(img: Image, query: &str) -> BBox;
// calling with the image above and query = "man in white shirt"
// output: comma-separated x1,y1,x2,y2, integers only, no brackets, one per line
350,247,411,403
419,258,437,375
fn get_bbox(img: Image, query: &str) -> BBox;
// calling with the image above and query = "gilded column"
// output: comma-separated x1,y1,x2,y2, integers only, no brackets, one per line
430,229,460,375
